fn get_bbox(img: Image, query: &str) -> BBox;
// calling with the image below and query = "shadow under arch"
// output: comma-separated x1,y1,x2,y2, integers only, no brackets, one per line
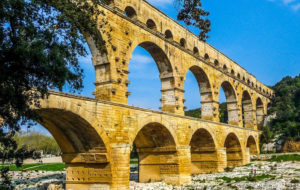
190,128,218,174
37,108,107,154
247,135,259,155
35,108,111,188
184,65,213,120
219,81,239,125
242,91,254,129
224,133,243,167
131,122,178,185
129,41,176,112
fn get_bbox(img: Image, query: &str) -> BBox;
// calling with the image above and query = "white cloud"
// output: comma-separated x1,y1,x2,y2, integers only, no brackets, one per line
268,0,300,11
283,0,296,5
291,3,300,10
129,53,154,70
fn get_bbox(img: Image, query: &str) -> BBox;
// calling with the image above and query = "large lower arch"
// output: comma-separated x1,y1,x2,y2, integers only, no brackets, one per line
242,91,254,129
219,81,239,125
224,133,243,167
185,66,213,120
129,41,176,113
36,108,111,189
190,128,218,174
132,122,179,185
247,136,259,155
256,98,264,129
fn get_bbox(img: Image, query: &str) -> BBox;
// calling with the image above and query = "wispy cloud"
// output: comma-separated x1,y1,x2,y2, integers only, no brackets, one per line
291,3,300,11
268,0,300,11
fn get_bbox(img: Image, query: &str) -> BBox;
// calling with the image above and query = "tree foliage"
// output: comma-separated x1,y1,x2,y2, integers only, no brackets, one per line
176,0,210,41
0,0,211,185
268,74,300,141
185,103,228,123
14,131,61,155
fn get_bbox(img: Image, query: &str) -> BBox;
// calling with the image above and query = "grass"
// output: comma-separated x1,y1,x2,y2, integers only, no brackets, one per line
217,174,275,183
0,163,65,171
266,154,300,162
291,179,300,183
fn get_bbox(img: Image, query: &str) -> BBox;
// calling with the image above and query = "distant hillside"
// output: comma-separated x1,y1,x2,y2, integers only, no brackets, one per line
185,103,228,123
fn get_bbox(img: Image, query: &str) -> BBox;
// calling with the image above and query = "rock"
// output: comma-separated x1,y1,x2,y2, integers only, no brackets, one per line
282,141,300,152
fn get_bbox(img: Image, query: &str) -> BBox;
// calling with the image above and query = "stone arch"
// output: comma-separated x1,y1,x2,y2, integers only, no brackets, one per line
35,108,111,189
37,108,107,154
180,38,186,48
129,41,176,112
184,66,213,120
256,97,264,129
247,135,259,155
146,19,157,30
165,29,173,40
190,128,218,174
223,65,228,72
231,69,235,76
204,53,210,61
219,81,239,125
124,6,137,19
224,133,243,167
193,47,199,56
214,59,219,67
132,122,178,184
242,91,254,129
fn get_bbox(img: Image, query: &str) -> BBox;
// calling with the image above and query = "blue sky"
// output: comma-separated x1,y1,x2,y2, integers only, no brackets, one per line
31,0,300,135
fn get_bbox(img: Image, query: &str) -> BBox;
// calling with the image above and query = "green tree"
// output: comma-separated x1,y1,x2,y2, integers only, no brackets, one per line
176,0,211,41
0,0,210,187
268,74,300,142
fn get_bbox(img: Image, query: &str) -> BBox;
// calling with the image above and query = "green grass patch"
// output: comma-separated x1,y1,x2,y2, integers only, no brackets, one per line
291,179,300,183
217,174,275,183
266,154,300,162
130,158,138,164
0,163,65,171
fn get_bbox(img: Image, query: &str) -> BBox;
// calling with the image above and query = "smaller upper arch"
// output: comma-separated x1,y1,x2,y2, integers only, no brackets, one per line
204,53,210,61
214,59,219,67
223,65,228,72
231,69,235,75
193,47,199,56
146,19,157,30
180,38,186,48
164,29,173,40
124,6,137,19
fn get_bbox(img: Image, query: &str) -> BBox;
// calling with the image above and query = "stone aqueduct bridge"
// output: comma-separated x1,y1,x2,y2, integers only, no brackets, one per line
37,0,274,189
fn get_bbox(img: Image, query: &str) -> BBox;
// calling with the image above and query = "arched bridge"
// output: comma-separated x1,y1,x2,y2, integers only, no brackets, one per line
36,0,273,189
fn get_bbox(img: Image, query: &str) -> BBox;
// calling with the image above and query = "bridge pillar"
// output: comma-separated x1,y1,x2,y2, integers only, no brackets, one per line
242,100,256,129
216,148,227,172
62,153,111,190
242,147,251,165
177,146,192,184
201,100,219,122
227,101,240,126
110,144,131,190
161,87,185,115
256,104,265,130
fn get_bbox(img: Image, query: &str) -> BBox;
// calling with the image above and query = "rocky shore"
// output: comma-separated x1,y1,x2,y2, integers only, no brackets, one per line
4,161,300,190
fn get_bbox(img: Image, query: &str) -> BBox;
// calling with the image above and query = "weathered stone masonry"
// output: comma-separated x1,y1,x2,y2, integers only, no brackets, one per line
36,0,274,189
